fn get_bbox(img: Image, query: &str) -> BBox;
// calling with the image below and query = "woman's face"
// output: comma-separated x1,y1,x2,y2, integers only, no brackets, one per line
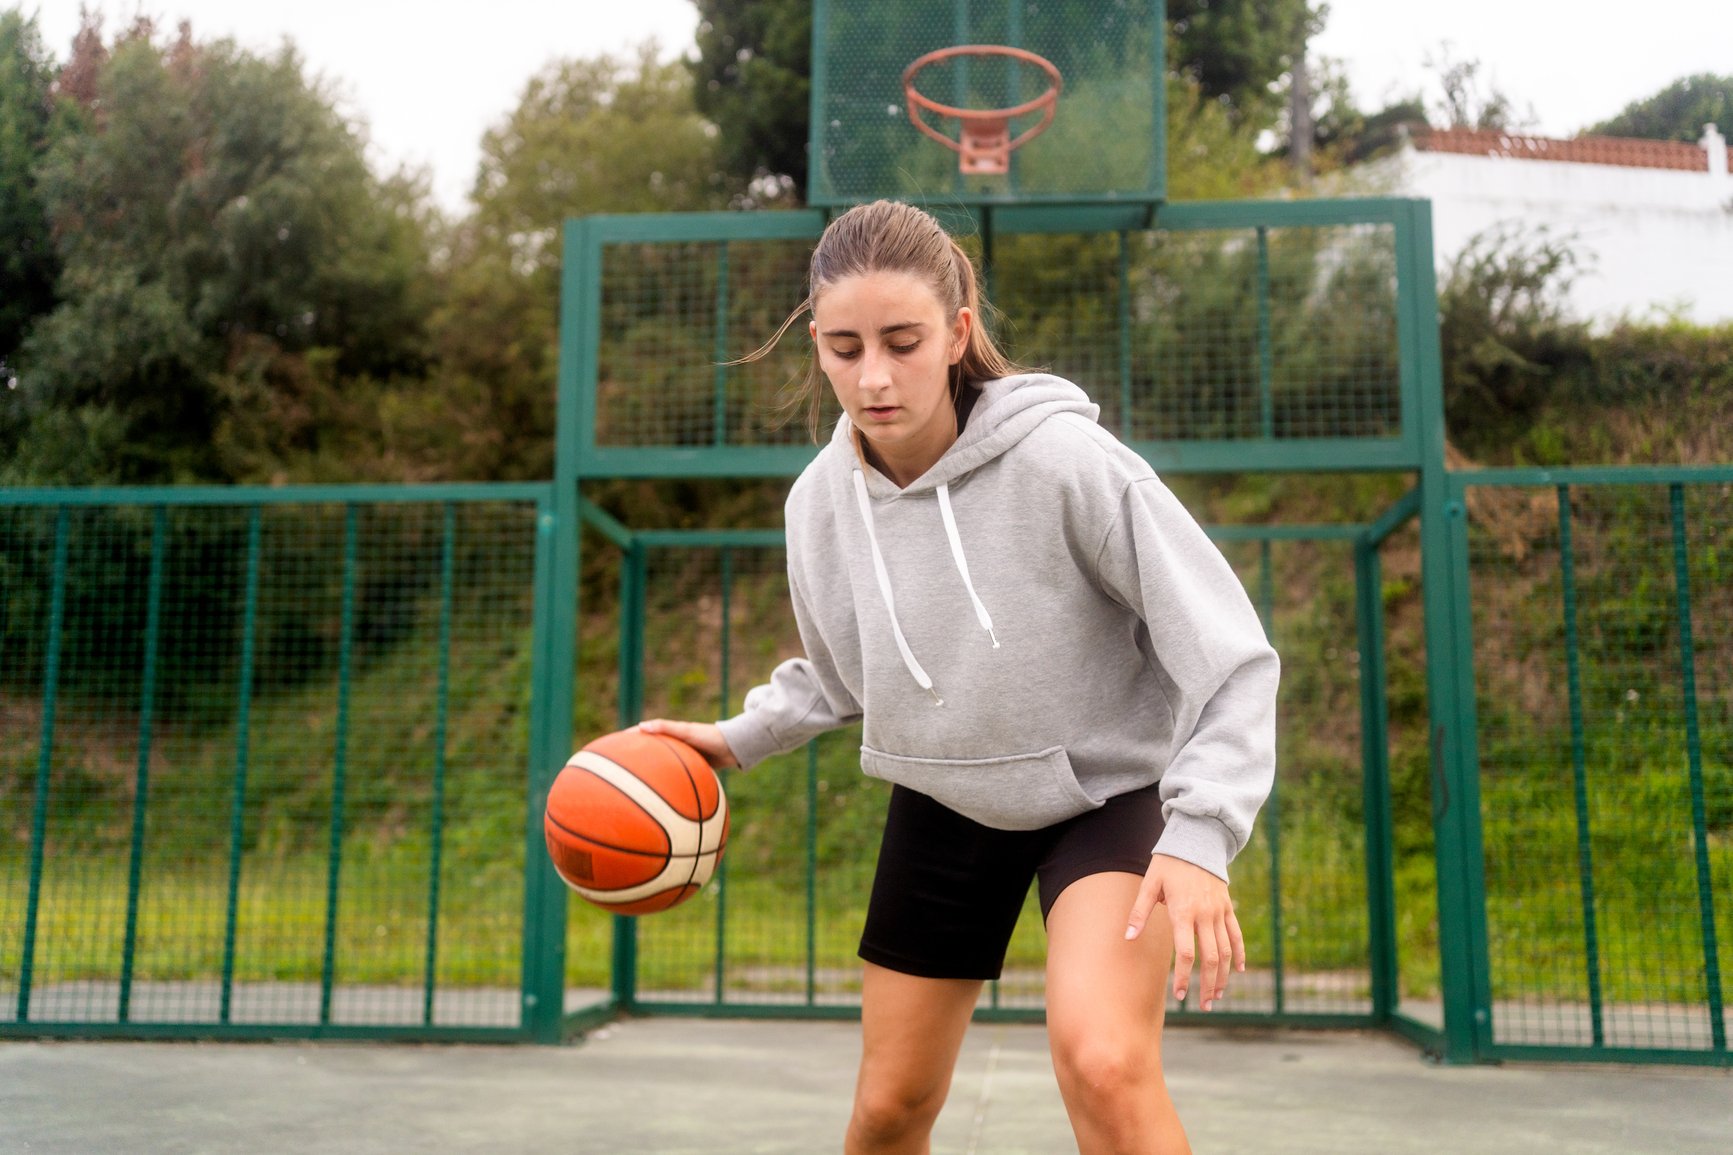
810,270,972,484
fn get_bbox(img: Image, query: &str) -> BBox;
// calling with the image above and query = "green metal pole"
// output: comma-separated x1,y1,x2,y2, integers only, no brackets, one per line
1256,227,1274,439
1408,200,1491,1064
1257,540,1283,1012
523,489,573,1040
1670,484,1725,1050
220,506,264,1024
713,547,731,1004
611,542,646,1009
119,506,168,1022
1355,533,1399,1021
319,504,359,1025
1557,485,1605,1046
527,214,589,1043
423,502,456,1026
806,743,819,1007
17,506,69,1023
714,245,731,446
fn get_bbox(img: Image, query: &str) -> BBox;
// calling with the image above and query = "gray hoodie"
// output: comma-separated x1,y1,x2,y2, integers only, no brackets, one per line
715,373,1278,881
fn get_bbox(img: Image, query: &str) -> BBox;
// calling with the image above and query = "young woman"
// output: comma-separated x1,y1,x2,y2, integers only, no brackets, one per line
642,200,1278,1155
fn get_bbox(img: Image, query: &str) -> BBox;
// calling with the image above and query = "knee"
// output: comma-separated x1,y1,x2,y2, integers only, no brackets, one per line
1051,1031,1159,1108
848,1076,947,1148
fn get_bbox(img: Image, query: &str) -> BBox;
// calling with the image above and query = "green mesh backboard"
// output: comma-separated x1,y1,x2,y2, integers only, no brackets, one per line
809,0,1166,206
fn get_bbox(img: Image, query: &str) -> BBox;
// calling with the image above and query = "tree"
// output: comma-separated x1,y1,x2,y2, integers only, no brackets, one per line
1167,0,1314,127
417,46,730,481
690,0,809,201
1425,42,1534,132
0,10,57,376
1590,73,1732,142
5,15,432,485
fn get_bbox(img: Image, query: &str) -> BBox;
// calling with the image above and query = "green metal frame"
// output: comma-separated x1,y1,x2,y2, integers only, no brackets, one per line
559,197,1430,481
0,480,578,1045
8,189,1727,1069
579,507,1410,1030
1444,464,1733,1068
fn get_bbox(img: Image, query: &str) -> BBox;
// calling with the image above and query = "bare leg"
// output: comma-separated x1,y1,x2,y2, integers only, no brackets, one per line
845,962,982,1155
1044,872,1188,1155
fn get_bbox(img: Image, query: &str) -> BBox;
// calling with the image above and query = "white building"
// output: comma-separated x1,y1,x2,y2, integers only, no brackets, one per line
1345,124,1733,326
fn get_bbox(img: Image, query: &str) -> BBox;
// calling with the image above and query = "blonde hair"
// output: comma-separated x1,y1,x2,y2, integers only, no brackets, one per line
743,200,1027,442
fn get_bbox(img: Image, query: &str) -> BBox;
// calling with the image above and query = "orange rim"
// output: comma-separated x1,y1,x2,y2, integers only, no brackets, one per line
902,44,1063,157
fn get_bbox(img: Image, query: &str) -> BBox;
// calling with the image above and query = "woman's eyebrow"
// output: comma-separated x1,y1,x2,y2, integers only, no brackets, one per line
818,321,926,338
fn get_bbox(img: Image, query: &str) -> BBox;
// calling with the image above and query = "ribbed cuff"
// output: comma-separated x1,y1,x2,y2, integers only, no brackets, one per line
715,712,779,771
1152,812,1235,883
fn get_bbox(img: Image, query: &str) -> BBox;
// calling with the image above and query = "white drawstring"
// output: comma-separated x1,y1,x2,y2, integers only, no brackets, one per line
853,471,943,705
936,483,1000,648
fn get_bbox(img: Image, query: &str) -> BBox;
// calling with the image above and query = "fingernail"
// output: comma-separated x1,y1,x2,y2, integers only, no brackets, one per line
1124,925,1137,940
1203,1000,1212,1011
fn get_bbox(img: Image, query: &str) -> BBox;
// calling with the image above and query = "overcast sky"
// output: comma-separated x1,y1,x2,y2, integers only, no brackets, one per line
23,1,1733,214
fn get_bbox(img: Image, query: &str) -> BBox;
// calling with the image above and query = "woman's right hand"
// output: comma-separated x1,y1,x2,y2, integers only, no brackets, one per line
639,719,740,770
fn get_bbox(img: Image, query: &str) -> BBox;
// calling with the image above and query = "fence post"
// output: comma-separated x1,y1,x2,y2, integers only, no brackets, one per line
1355,532,1399,1023
1407,199,1493,1062
518,217,593,1043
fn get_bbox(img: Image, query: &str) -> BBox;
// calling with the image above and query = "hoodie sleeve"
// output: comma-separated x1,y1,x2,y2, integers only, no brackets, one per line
1091,474,1280,882
715,568,863,769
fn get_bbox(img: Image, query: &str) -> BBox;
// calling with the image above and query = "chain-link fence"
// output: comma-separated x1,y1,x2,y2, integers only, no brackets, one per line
1,487,549,1039
1460,470,1730,1060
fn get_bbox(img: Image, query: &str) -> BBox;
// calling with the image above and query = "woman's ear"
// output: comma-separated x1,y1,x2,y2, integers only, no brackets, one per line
950,307,974,363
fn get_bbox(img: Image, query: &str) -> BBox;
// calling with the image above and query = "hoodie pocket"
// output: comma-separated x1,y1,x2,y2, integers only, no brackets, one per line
859,744,1100,831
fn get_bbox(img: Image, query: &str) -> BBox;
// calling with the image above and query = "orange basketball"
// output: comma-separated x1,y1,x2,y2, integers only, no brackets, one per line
544,727,729,915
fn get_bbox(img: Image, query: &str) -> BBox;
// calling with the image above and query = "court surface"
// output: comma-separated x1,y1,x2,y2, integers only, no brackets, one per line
3,1019,1728,1153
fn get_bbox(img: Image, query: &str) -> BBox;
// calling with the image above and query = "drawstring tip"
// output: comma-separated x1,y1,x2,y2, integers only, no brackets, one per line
987,629,1000,649
928,687,945,706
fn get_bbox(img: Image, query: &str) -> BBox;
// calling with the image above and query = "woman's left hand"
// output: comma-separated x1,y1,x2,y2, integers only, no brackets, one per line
1125,853,1245,1011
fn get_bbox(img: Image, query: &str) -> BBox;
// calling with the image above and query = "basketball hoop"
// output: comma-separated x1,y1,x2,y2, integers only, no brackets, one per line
902,45,1063,175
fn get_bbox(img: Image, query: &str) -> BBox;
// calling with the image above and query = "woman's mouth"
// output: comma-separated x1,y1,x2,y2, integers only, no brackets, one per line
864,405,899,421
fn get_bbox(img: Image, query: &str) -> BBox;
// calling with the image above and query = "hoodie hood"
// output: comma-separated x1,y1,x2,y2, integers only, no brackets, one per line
835,372,1100,498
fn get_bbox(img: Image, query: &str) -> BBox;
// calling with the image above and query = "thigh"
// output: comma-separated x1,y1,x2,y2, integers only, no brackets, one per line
1043,871,1173,1049
855,961,983,1105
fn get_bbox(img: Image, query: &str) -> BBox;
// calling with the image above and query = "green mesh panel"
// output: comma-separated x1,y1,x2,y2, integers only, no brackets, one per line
600,529,1377,1018
1467,481,1730,1052
0,499,537,1031
810,0,1165,205
590,220,1404,457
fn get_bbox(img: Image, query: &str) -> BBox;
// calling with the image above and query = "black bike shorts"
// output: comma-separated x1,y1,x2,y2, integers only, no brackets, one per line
857,780,1166,981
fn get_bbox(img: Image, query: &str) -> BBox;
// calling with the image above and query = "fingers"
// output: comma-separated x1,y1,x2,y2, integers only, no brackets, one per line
637,719,739,768
1227,904,1246,975
1196,910,1223,1011
1123,864,1163,941
1168,905,1195,1005
1211,918,1233,1005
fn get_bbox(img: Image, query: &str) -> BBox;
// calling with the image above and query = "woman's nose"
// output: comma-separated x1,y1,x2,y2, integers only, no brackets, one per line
859,347,894,389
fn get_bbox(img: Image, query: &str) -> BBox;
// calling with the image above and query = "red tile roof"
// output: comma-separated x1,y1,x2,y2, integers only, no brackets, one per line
1416,128,1709,172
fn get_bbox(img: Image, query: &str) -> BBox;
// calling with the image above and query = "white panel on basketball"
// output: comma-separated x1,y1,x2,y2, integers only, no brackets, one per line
567,751,724,856
571,850,722,906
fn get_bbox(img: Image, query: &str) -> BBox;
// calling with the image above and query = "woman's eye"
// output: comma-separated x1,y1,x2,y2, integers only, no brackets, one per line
891,344,918,354
830,347,861,360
